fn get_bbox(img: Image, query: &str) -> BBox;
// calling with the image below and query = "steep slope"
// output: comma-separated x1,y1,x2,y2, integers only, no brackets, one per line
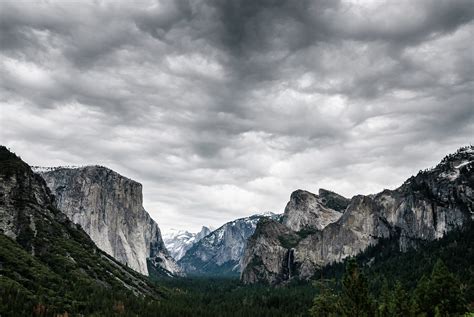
163,226,212,261
241,146,474,284
317,219,474,296
179,213,281,276
0,146,164,315
37,166,181,277
282,189,347,231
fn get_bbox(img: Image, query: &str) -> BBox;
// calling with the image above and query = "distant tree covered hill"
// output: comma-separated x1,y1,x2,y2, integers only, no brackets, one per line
310,220,474,316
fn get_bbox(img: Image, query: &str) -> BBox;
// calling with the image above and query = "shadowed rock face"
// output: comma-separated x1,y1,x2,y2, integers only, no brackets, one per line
0,147,162,297
38,166,181,277
241,146,474,284
240,218,298,284
179,213,281,276
282,189,347,231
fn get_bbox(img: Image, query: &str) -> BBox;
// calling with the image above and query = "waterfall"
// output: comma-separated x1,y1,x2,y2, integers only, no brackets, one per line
287,248,293,279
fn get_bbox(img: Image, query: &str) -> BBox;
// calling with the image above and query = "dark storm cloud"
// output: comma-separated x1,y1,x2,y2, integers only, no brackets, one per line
1,0,473,232
211,0,338,52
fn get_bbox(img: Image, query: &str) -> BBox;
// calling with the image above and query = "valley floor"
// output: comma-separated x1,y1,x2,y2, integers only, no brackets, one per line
2,220,473,316
150,277,316,317
152,221,474,317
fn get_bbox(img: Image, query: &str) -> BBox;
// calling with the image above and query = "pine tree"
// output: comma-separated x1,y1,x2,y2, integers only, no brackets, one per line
309,279,340,317
429,259,465,316
415,259,466,317
377,279,392,317
340,259,374,317
414,274,431,314
391,282,413,317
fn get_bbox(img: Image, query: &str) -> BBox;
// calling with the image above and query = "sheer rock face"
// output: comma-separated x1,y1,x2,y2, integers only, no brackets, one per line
241,146,474,284
38,166,181,276
179,213,281,276
240,219,298,284
0,156,56,245
0,147,161,297
282,189,347,231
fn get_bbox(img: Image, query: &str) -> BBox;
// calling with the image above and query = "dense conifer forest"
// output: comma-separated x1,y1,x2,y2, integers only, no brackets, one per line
1,147,473,315
2,218,473,316
2,0,473,314
310,220,474,316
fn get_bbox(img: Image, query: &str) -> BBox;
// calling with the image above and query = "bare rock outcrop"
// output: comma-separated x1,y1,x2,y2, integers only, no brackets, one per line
241,146,474,284
38,166,181,276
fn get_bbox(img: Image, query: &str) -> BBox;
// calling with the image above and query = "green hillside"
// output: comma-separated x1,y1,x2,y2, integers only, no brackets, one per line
1,145,472,316
0,146,167,316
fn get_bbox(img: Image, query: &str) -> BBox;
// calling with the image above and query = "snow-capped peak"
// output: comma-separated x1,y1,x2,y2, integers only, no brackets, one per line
163,226,212,261
178,211,282,275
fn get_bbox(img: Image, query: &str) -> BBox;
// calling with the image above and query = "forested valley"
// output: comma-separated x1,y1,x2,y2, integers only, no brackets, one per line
2,219,473,316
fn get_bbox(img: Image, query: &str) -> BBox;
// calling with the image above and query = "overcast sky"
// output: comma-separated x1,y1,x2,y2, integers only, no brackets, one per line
1,0,473,233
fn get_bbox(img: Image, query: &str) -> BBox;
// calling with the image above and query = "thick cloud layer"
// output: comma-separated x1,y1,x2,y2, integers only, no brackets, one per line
1,0,473,233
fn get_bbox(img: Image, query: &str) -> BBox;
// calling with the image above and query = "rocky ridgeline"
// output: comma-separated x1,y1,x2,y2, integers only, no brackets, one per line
282,189,348,231
241,146,474,284
0,146,160,297
179,213,281,276
37,166,181,277
163,226,212,261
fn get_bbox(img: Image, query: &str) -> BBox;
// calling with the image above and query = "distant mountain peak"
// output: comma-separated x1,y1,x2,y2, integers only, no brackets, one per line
178,212,281,276
163,226,213,261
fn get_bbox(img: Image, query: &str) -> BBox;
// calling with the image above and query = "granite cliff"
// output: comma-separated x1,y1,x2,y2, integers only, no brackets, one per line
179,213,281,276
37,166,181,276
241,146,474,284
0,146,161,299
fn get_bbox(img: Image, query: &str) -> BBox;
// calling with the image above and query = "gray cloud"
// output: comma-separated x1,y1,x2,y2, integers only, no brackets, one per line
1,0,473,232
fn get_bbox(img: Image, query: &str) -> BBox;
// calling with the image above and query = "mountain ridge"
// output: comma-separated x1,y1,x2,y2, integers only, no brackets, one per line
0,146,165,314
36,164,182,277
178,212,281,276
163,226,212,261
241,146,474,284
